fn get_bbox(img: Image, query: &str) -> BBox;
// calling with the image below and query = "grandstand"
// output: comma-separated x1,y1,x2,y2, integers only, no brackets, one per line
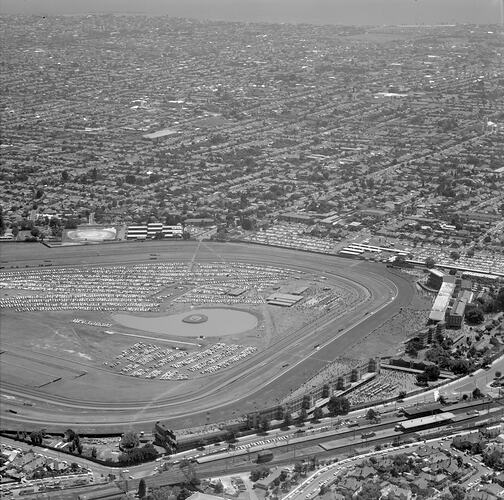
126,225,147,240
339,248,364,257
339,242,410,259
429,280,456,323
126,223,183,240
147,223,163,237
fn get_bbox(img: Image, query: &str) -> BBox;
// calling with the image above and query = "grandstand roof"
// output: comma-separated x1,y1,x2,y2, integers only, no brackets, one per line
429,281,456,321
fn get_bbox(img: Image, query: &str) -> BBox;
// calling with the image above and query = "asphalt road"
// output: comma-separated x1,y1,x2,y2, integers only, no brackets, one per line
0,241,414,432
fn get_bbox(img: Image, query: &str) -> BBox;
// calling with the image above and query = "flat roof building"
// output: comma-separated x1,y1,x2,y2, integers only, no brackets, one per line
429,281,456,323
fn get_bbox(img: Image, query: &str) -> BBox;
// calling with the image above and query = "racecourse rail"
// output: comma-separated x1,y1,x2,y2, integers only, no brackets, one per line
0,241,414,433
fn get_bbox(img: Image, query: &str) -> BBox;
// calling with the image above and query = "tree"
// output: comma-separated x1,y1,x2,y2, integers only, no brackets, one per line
425,257,436,268
450,251,461,260
298,407,307,424
0,208,5,236
465,306,484,325
327,396,350,416
64,218,78,229
30,430,44,446
397,390,407,400
138,478,147,499
30,227,40,238
214,481,224,494
119,444,159,466
449,484,466,500
472,387,484,399
451,358,473,375
481,355,492,369
242,218,253,230
91,447,97,459
406,338,423,357
313,407,323,422
394,254,406,266
483,448,504,469
283,412,293,427
321,384,330,398
366,408,379,422
425,365,440,381
416,372,429,386
250,466,270,482
120,431,140,450
260,418,270,433
64,428,76,442
355,481,381,500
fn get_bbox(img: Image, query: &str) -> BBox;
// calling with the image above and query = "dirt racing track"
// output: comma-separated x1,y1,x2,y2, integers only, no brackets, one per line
0,241,415,433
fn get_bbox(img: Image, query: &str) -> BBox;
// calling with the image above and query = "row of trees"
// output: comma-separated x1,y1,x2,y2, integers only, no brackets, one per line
249,395,352,437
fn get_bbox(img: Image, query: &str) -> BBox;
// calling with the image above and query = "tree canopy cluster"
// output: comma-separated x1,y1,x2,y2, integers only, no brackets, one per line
250,465,270,482
119,443,159,466
327,396,350,416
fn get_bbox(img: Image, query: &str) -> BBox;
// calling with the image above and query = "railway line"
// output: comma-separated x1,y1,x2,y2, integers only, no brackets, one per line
188,400,503,469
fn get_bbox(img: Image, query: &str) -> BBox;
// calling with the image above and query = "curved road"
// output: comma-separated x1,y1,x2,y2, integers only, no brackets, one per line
0,241,415,432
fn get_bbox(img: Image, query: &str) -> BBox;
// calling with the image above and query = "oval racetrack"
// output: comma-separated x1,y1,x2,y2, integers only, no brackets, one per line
0,241,415,433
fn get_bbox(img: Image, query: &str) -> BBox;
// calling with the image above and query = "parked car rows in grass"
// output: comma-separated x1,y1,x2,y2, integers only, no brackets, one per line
106,341,258,380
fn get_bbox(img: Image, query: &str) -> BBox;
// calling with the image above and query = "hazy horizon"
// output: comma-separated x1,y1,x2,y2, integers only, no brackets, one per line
0,0,501,25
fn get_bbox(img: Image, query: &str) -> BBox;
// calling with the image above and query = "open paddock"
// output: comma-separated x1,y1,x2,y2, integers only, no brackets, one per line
0,351,85,389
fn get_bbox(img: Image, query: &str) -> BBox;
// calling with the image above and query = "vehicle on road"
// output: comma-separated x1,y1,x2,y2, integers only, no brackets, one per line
361,432,376,439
